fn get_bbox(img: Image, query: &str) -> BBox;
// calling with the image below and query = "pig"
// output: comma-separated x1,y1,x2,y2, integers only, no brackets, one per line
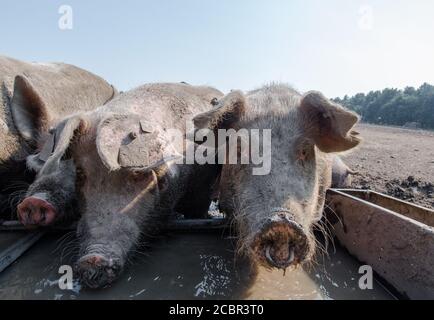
331,156,357,188
18,83,223,288
192,84,361,270
0,55,117,221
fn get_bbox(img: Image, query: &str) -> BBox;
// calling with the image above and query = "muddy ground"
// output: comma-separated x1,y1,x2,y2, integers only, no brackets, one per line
342,124,434,209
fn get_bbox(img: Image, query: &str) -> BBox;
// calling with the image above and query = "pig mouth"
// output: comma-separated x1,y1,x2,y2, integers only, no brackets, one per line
251,214,310,270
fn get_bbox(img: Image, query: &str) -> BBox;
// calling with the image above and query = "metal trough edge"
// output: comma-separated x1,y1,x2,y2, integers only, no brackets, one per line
0,218,228,233
0,231,45,273
326,188,434,300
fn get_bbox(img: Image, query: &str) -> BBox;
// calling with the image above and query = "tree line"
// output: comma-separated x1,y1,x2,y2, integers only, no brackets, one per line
333,83,434,130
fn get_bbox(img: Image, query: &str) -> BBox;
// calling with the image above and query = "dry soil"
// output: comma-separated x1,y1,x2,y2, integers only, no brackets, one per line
342,124,434,209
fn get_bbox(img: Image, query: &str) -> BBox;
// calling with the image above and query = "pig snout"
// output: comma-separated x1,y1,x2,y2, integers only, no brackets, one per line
75,249,123,289
76,254,122,289
17,194,57,226
252,212,310,269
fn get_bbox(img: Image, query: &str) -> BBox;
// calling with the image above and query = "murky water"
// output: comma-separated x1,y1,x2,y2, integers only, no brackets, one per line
0,231,395,300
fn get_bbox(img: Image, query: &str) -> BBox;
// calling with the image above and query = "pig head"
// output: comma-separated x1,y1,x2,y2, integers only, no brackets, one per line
193,84,361,270
0,55,117,219
19,110,182,287
331,156,357,188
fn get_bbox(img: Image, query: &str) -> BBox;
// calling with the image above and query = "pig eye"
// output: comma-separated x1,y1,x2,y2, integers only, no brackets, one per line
129,170,145,182
296,142,314,167
127,168,153,183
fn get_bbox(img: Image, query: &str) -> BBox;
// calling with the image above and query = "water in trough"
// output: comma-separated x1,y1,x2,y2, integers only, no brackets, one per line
0,231,394,300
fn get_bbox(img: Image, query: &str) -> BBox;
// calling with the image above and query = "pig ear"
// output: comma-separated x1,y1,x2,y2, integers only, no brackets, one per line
300,91,361,153
193,91,246,129
96,114,182,171
38,116,88,175
11,75,50,143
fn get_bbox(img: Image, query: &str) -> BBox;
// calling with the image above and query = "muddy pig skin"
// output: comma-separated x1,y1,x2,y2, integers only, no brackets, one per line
0,55,117,221
20,83,222,288
193,84,361,271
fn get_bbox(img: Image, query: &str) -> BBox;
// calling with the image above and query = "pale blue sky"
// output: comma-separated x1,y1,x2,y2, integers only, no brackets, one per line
1,0,433,97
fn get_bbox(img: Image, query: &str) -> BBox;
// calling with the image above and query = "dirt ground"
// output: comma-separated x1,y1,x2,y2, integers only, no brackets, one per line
341,124,434,209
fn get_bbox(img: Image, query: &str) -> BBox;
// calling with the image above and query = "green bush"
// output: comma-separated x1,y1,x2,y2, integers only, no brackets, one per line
334,83,434,130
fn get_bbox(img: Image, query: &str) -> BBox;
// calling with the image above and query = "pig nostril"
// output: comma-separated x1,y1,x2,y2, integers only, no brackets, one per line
40,207,46,222
287,247,295,264
22,208,31,223
265,245,296,268
27,209,32,223
20,207,32,224
265,245,274,265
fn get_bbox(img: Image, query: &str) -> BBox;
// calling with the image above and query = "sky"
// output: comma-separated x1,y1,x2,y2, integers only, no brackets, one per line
1,0,433,98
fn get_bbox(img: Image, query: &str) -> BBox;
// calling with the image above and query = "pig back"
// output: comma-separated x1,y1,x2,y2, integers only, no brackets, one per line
103,82,223,135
